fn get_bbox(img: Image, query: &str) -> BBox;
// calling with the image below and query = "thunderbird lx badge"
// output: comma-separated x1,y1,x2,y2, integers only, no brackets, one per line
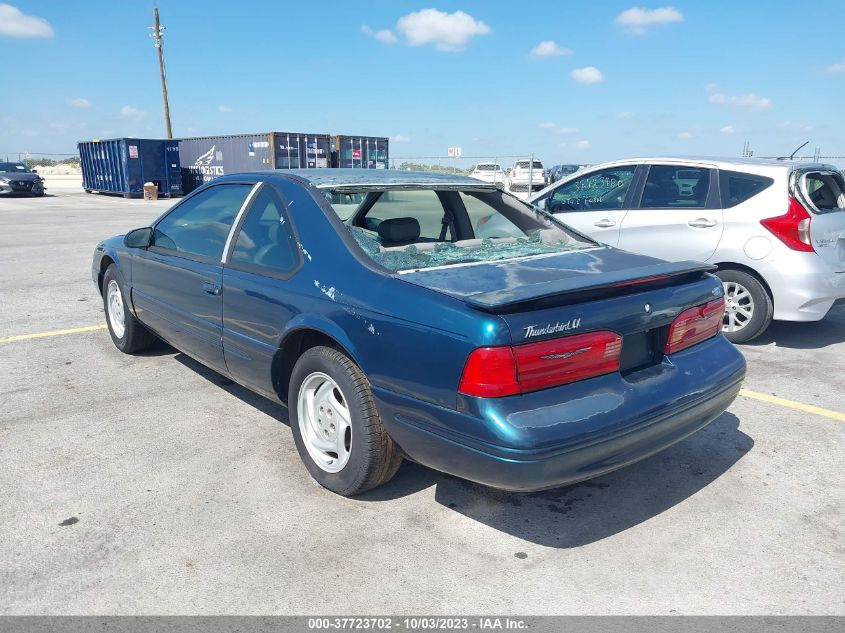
524,318,582,339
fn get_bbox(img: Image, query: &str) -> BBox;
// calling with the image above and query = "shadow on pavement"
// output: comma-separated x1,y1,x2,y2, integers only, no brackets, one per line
364,412,752,548
742,306,845,349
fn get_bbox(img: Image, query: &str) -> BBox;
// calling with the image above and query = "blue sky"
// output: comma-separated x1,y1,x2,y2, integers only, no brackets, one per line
1,1,843,166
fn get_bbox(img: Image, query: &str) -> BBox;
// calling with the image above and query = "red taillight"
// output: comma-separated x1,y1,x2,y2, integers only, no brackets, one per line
760,197,814,252
458,331,622,398
511,169,516,177
665,297,725,355
514,331,622,392
458,347,519,398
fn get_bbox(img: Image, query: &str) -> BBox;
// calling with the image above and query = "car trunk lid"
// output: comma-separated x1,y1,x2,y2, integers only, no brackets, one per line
399,247,719,373
398,247,713,310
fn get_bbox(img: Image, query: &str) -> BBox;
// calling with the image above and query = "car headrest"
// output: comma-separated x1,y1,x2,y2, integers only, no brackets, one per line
377,217,420,244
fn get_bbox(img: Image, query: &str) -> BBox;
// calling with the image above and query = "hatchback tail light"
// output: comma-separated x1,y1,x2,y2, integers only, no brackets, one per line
511,169,516,177
664,297,725,355
458,331,623,398
760,197,814,252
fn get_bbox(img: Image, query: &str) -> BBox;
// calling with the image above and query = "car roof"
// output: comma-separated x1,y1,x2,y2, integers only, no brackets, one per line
582,156,835,171
226,168,499,191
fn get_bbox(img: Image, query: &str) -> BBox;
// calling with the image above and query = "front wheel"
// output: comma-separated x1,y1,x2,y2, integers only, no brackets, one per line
716,268,773,343
288,346,401,496
102,265,157,353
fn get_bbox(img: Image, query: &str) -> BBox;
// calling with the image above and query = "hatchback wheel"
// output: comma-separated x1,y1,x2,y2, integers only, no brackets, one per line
716,268,773,344
288,346,402,496
102,265,157,354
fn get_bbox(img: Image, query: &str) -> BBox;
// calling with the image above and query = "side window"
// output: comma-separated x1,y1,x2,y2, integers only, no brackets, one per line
640,165,711,209
719,170,774,208
549,167,636,212
153,184,252,259
362,190,451,241
230,185,299,274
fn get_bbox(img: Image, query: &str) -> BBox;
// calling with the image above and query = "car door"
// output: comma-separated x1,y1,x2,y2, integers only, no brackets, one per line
221,182,303,396
130,182,257,372
618,164,723,262
534,165,640,246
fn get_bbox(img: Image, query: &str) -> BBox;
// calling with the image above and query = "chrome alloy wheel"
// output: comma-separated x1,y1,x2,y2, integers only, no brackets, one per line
722,281,754,333
297,372,352,473
106,279,126,338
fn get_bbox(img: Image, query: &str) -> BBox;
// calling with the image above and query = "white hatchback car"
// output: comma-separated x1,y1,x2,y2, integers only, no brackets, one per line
530,158,845,342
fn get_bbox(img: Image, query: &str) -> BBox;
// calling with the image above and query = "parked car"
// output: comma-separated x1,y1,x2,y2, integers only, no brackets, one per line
508,159,546,193
0,161,45,197
93,169,745,496
530,158,845,343
548,164,583,184
469,162,507,186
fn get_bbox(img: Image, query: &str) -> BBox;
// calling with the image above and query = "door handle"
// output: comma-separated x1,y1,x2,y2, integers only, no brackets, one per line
688,218,718,228
202,281,220,296
593,219,617,228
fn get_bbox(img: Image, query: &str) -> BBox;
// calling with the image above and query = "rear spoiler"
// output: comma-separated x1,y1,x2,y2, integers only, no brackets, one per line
462,260,716,310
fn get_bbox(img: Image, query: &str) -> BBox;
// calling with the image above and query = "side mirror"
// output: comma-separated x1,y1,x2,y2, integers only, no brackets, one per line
125,227,153,249
30,168,38,174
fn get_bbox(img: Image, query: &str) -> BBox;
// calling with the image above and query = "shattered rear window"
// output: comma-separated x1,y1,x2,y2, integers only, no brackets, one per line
332,187,595,272
349,228,589,272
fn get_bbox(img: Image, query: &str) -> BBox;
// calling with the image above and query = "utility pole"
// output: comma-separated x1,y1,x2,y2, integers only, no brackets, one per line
150,8,173,139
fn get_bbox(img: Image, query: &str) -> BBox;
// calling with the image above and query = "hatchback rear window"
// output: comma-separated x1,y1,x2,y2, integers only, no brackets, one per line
515,161,543,170
718,170,774,208
801,173,845,214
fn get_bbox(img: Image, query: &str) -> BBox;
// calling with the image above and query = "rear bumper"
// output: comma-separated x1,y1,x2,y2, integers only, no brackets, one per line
374,336,745,492
759,255,845,321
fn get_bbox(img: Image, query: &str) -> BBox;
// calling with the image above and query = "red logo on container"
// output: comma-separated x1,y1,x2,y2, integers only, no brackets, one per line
352,149,361,159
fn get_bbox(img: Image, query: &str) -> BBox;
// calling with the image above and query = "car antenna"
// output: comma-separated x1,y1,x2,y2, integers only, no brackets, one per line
783,141,809,161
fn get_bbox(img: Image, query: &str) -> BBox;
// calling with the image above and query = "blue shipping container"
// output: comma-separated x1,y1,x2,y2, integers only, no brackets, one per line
78,138,182,197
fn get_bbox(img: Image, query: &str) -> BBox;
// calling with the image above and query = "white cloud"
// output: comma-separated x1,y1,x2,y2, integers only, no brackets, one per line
571,66,603,84
120,105,147,121
617,111,634,119
678,131,693,140
826,61,845,74
68,97,91,109
538,122,556,129
218,105,233,113
708,90,772,110
392,134,411,143
530,41,572,57
574,140,590,149
0,3,54,38
361,24,397,45
396,9,490,52
720,125,735,135
616,7,684,35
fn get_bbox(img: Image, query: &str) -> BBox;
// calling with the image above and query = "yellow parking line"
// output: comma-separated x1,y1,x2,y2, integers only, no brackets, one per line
739,388,845,422
0,323,107,344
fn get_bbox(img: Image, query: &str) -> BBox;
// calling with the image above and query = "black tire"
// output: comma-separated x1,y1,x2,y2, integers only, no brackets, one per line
102,264,156,354
715,268,773,344
288,346,402,496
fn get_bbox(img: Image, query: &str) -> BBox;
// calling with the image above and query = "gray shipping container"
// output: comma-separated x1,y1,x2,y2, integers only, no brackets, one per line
177,132,331,192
